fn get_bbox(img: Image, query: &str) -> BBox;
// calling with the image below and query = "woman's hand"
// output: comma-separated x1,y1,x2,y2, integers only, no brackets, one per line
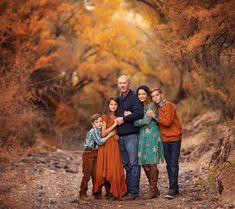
116,117,124,125
146,109,154,118
124,111,132,116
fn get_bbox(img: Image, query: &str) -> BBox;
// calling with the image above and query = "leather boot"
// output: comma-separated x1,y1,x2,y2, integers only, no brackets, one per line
104,180,113,199
151,165,160,196
143,165,151,184
142,165,159,199
94,189,105,199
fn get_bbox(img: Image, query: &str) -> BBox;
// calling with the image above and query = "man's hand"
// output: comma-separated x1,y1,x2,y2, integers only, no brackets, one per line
116,117,124,125
124,111,132,116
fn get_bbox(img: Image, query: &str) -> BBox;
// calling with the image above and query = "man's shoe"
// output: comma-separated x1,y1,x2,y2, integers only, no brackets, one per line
122,194,138,201
164,189,179,199
79,195,93,201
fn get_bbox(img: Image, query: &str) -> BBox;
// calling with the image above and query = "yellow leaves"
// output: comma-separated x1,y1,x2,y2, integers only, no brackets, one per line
157,67,172,84
35,54,57,69
70,1,155,84
57,3,72,13
133,2,163,27
94,0,120,23
94,0,121,16
131,72,147,86
40,30,52,39
98,21,138,56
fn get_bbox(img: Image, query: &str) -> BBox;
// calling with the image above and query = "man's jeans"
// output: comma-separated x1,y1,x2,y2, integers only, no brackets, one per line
119,134,140,195
163,140,181,192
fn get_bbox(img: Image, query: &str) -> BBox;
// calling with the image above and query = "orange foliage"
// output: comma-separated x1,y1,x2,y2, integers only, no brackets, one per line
54,102,77,127
128,0,235,118
1,0,234,147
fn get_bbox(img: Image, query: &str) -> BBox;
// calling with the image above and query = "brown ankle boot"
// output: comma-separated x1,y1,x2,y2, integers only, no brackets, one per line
104,181,112,199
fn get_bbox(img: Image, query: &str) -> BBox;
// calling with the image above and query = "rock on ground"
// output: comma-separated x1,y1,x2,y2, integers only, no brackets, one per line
0,149,224,209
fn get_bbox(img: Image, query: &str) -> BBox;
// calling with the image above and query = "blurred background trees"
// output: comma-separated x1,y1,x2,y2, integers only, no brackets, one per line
130,0,235,121
0,0,234,148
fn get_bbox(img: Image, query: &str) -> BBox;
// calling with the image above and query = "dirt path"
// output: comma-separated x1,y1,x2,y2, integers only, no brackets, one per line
0,149,223,209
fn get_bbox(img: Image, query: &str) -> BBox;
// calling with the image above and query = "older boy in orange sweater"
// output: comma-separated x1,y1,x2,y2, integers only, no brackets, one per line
147,88,182,199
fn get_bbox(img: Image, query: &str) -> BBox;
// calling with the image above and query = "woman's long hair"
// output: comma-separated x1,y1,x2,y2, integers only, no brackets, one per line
136,85,151,103
104,97,119,116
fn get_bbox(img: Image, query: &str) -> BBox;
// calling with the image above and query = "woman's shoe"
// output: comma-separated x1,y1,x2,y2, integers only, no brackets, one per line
80,195,93,201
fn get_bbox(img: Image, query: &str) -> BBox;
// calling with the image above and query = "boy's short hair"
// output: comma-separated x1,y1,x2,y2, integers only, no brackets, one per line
151,88,162,94
90,114,101,123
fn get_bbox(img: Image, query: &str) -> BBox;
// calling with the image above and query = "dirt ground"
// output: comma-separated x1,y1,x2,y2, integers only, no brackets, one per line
0,148,226,209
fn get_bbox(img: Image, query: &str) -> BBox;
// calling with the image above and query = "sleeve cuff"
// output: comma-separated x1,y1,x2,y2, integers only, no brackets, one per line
153,114,158,121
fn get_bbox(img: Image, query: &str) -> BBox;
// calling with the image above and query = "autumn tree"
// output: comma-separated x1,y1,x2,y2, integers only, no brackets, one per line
0,0,93,143
127,0,235,120
0,0,159,145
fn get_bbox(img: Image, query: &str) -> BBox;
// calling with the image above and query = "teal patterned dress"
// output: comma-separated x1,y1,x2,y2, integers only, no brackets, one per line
134,102,164,165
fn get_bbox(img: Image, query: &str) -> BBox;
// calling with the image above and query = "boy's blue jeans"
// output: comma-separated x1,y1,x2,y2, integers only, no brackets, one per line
118,133,140,195
163,140,181,192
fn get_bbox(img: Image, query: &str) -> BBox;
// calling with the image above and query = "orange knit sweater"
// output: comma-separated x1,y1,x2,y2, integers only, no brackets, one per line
157,101,182,142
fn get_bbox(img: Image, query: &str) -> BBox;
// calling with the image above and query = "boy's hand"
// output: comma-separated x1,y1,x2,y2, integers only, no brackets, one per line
146,109,154,118
106,130,116,140
109,130,116,137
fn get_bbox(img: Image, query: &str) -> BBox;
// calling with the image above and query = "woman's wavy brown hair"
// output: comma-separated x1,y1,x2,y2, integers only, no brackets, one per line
104,97,119,115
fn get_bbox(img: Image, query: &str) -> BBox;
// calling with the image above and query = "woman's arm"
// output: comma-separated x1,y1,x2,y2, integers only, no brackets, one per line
124,110,151,126
101,119,117,137
134,115,151,127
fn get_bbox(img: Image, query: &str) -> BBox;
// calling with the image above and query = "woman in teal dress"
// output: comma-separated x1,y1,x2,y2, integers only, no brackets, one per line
125,85,164,199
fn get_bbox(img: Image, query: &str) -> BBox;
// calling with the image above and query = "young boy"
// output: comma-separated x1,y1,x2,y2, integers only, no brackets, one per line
147,88,182,199
79,114,115,201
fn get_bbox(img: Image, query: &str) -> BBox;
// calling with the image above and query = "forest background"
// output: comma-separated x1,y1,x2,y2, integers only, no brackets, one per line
0,0,234,207
1,0,234,146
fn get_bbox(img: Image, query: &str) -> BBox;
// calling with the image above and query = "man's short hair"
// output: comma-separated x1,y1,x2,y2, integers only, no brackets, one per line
118,75,130,83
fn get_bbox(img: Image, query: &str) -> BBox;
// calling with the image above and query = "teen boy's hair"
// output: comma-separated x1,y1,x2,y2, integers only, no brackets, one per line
90,114,101,123
151,88,162,94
